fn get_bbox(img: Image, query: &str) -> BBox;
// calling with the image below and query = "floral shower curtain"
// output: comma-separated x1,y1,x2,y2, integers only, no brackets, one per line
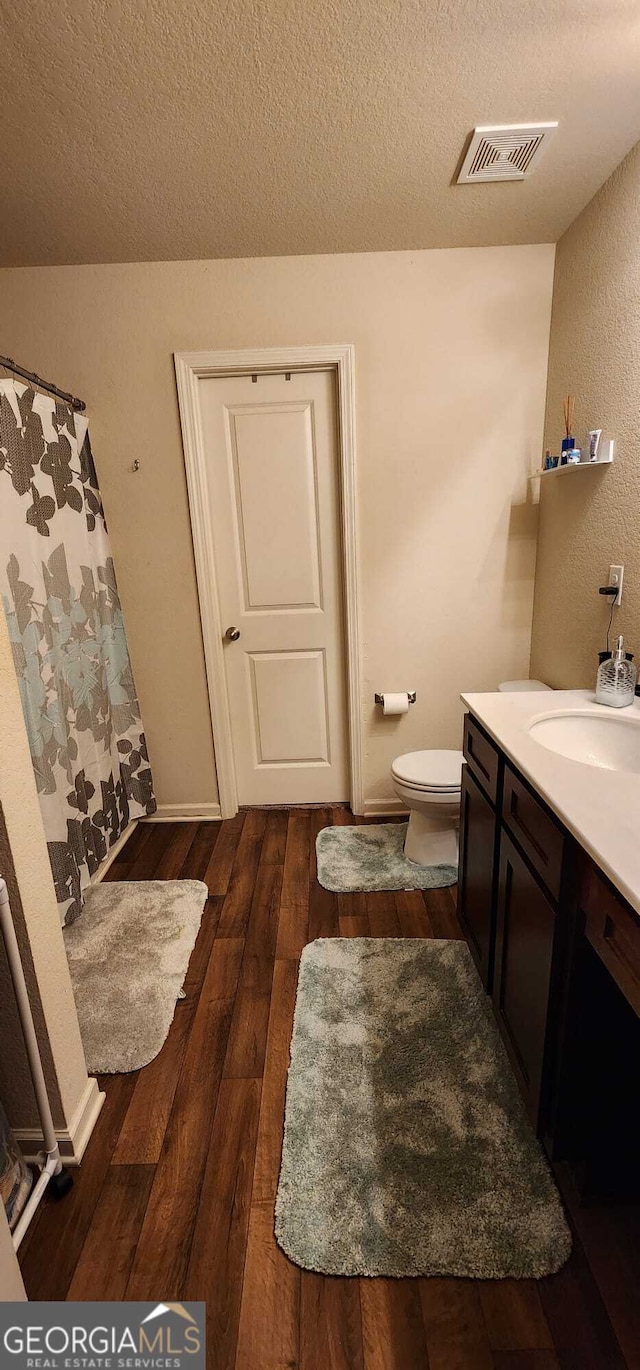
0,380,156,925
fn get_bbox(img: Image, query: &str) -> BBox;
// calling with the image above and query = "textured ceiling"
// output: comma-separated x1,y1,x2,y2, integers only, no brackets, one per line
2,0,640,266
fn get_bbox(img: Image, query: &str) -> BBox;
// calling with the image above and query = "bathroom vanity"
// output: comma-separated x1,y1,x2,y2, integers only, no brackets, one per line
457,691,640,1197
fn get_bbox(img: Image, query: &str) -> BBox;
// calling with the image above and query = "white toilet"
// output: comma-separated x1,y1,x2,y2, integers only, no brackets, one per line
391,678,551,867
391,749,464,866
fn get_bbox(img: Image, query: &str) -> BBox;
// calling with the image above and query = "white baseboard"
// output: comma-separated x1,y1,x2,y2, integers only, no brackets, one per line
91,819,138,883
16,1077,105,1167
363,798,409,817
144,802,222,822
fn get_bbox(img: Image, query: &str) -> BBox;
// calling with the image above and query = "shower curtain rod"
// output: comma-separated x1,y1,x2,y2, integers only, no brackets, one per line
0,355,86,412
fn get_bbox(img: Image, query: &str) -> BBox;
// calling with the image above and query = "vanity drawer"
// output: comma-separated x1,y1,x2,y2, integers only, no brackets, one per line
463,714,500,804
581,865,640,1017
502,765,564,901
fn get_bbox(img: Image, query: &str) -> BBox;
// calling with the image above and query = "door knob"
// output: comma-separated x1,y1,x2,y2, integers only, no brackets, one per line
225,626,241,641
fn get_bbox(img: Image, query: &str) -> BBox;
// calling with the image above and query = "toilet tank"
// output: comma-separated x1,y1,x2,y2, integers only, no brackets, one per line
498,679,551,692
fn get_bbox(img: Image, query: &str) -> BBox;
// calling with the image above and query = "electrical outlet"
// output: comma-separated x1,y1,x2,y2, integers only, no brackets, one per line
608,564,624,606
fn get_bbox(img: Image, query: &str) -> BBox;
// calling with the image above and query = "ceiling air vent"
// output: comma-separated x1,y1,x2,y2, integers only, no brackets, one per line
457,123,558,184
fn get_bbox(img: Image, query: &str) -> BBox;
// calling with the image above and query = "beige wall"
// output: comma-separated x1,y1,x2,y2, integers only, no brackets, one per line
531,140,640,687
0,609,95,1138
0,246,554,810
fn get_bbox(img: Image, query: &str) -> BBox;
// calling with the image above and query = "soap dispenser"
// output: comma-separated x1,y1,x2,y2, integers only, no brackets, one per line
596,635,637,708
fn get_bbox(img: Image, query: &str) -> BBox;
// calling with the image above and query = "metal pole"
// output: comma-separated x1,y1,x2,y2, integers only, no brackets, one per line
0,356,86,412
0,878,71,1248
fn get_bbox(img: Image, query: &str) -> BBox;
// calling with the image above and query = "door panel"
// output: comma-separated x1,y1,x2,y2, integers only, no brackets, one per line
229,402,322,610
199,370,348,805
493,830,557,1128
457,764,499,991
249,650,329,764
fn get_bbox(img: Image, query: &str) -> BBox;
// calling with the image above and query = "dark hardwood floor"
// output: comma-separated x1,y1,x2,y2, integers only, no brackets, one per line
19,812,640,1369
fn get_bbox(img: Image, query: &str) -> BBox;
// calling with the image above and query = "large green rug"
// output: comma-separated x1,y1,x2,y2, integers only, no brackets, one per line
316,822,457,892
275,938,571,1278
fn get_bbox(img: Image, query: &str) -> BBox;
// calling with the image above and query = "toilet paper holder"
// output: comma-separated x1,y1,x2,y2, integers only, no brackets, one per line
374,691,416,705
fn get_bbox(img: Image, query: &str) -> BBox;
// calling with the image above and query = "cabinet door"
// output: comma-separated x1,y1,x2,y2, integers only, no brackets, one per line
457,764,499,991
463,713,500,804
581,861,640,1016
493,830,557,1129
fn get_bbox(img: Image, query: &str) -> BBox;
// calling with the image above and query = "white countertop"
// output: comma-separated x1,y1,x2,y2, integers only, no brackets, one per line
461,689,640,915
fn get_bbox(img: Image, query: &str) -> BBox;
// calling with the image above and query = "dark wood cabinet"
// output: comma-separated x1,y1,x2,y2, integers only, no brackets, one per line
459,710,640,1192
580,861,640,1015
502,764,565,902
457,764,499,991
549,857,640,1197
492,830,558,1127
462,713,500,803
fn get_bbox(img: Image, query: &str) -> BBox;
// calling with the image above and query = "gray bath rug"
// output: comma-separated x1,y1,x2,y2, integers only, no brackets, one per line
64,880,208,1073
275,938,571,1278
316,822,457,892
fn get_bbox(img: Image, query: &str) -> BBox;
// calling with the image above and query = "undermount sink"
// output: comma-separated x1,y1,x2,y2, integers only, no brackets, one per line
528,709,640,772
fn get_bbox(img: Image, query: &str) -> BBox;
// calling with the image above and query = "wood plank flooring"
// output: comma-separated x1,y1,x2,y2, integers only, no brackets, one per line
19,812,640,1369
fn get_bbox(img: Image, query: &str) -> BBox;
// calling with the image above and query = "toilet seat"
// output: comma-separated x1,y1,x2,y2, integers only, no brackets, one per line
391,749,464,793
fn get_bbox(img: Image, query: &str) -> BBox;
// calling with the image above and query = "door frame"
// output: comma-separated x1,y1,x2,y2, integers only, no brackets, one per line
174,344,363,818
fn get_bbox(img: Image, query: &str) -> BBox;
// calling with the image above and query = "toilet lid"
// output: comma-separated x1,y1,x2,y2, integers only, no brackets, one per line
498,678,551,692
391,749,464,790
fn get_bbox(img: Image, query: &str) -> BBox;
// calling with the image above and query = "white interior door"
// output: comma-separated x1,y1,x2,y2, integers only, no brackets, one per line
199,369,348,805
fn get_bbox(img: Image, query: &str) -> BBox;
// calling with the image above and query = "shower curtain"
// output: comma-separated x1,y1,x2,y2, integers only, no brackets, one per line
0,380,156,925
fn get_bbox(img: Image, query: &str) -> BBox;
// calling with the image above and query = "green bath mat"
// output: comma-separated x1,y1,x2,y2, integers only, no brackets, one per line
316,822,457,892
65,879,208,1073
275,938,572,1278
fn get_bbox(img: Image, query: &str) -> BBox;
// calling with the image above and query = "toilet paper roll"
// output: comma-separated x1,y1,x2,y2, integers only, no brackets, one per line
381,692,410,716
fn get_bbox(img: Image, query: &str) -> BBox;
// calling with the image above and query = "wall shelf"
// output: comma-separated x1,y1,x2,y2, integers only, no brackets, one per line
529,441,614,480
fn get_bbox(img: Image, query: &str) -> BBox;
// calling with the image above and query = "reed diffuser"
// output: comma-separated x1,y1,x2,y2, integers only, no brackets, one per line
561,394,575,463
